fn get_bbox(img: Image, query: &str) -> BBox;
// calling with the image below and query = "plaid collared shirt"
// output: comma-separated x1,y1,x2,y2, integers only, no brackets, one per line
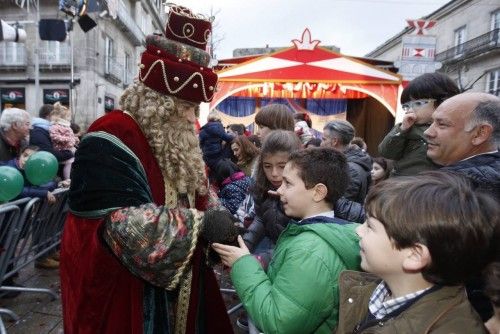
368,281,431,319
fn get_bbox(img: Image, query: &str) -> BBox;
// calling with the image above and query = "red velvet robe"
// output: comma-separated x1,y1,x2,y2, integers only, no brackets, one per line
60,110,233,333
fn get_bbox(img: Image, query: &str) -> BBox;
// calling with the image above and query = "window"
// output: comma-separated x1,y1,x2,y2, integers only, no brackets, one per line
454,26,466,55
486,69,500,96
124,52,131,83
40,40,69,64
492,9,500,30
105,36,114,73
491,10,500,43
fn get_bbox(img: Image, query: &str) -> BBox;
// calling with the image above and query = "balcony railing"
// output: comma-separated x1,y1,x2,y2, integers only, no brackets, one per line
115,0,145,46
435,28,499,63
0,42,27,69
105,57,123,84
39,43,71,68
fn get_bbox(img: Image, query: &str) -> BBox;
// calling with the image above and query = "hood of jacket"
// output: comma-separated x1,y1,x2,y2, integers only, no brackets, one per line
344,146,372,172
31,117,51,131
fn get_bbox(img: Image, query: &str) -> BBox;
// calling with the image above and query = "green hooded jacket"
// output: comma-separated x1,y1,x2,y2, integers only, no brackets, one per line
231,217,361,334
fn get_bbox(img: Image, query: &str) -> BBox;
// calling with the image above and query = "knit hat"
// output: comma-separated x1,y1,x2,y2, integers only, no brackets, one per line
138,5,218,103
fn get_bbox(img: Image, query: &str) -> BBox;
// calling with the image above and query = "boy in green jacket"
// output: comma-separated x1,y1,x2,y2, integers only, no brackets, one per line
335,171,498,333
213,148,360,334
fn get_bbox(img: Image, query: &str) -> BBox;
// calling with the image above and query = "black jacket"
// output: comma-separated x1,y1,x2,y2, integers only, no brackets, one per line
344,147,372,203
442,151,500,202
29,126,74,162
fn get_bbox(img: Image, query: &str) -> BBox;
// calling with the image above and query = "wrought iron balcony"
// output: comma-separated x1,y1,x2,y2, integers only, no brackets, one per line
0,42,27,70
435,29,499,63
39,42,71,71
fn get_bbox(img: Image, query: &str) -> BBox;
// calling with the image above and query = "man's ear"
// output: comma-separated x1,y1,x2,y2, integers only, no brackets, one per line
471,123,493,146
313,183,328,202
402,243,431,272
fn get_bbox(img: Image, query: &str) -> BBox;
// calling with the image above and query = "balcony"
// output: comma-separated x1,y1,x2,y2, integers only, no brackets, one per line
115,0,145,46
39,43,71,71
0,42,27,71
105,57,123,84
435,29,499,64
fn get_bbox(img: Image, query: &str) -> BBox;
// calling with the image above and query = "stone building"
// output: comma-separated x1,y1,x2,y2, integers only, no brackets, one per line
366,0,500,95
0,0,166,128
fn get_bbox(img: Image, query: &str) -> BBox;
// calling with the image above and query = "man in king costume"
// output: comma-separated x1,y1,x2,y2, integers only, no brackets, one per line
60,5,234,333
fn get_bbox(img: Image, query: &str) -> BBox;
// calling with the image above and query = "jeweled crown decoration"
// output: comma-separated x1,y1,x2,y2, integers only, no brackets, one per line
138,4,218,103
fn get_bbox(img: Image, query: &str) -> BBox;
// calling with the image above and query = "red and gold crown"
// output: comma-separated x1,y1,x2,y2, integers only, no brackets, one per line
138,5,217,103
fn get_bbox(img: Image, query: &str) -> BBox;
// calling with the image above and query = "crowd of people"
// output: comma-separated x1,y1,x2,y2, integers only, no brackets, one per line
0,4,498,334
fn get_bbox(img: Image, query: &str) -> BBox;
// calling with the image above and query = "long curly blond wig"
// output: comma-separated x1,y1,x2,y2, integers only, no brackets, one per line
119,81,207,197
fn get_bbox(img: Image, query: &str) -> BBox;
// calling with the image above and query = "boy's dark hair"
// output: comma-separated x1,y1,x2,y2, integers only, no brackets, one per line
227,123,246,136
287,148,349,205
365,171,499,286
70,122,81,135
252,130,302,204
39,104,53,119
305,138,321,148
484,262,500,308
19,145,39,157
400,72,460,107
255,104,294,131
351,136,367,150
214,159,241,185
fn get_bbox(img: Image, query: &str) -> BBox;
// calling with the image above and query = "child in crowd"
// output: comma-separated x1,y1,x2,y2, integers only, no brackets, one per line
49,102,77,180
213,147,360,334
335,171,498,334
231,135,260,177
293,112,314,145
214,159,252,216
239,130,302,251
351,136,367,152
378,72,459,176
199,111,234,172
370,157,390,186
3,145,68,203
484,262,500,334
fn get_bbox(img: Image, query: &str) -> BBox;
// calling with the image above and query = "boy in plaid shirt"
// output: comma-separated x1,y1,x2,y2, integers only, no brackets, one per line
336,171,498,334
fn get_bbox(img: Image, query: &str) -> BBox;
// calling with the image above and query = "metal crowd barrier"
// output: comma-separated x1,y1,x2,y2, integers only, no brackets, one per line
0,188,69,332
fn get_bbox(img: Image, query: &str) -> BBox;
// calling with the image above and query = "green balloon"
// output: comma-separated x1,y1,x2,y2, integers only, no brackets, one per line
24,151,58,186
0,166,24,202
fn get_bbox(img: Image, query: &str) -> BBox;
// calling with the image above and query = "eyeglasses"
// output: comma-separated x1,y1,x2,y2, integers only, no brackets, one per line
401,99,435,112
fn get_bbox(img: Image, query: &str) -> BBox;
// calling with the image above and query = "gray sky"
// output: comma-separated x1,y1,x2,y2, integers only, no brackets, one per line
176,0,450,59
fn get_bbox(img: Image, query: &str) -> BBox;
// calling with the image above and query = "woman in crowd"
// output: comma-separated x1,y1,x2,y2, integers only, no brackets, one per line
231,135,260,177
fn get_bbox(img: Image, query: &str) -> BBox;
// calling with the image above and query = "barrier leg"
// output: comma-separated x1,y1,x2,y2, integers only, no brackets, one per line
0,285,57,301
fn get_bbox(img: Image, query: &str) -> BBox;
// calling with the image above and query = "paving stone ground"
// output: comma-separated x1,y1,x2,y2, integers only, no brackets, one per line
0,263,246,333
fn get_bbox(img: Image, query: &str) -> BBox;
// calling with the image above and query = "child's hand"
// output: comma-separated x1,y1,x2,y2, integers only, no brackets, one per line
58,179,71,188
267,190,279,197
212,235,250,268
401,112,417,131
46,191,56,204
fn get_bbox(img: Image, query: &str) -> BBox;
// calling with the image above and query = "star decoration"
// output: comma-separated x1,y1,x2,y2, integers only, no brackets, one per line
292,28,321,50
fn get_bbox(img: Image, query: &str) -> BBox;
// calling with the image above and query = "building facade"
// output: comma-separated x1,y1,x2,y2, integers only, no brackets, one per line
366,0,500,95
0,0,166,128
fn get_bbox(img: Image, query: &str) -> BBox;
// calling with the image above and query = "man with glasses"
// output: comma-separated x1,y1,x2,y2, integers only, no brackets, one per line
379,72,459,176
321,119,372,203
0,107,31,162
